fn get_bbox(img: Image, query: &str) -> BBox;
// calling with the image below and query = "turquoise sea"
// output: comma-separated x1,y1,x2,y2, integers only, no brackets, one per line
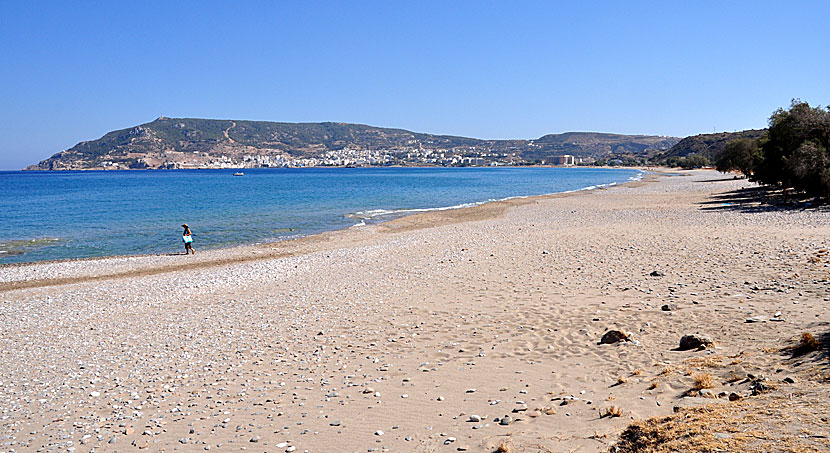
0,167,643,264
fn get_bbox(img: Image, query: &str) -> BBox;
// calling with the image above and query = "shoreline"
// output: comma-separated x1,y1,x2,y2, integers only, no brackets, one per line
0,169,655,291
3,168,825,452
1,166,645,269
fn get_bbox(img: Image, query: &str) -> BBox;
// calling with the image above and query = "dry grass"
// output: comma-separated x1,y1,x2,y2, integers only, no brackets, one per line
616,375,628,386
632,369,643,376
684,355,724,369
601,405,623,418
659,366,674,376
589,431,608,439
802,365,830,383
648,381,659,390
542,406,556,415
692,373,714,390
608,391,830,452
495,440,512,452
793,332,820,356
608,405,752,452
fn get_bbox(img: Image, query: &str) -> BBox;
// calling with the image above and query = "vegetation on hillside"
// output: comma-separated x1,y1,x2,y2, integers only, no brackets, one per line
658,130,766,160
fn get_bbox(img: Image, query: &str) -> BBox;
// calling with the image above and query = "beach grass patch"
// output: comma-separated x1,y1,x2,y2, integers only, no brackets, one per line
692,373,714,390
684,355,724,369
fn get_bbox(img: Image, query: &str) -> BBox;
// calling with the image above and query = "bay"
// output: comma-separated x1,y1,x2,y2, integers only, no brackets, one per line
0,167,642,263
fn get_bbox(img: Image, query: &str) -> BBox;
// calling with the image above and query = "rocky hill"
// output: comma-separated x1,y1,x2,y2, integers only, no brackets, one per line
658,130,766,160
26,117,679,170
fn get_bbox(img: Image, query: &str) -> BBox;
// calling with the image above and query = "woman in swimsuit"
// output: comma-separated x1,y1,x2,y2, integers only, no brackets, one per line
182,224,195,255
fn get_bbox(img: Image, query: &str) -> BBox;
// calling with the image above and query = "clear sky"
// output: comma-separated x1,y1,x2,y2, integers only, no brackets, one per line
1,1,828,169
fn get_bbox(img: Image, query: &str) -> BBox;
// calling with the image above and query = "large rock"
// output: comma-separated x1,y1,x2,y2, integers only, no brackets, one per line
599,330,630,345
678,334,713,351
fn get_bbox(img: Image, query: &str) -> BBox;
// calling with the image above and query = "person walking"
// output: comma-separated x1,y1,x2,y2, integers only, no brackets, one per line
182,224,195,254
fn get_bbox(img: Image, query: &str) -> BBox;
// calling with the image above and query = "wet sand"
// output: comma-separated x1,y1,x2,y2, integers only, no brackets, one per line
1,169,828,452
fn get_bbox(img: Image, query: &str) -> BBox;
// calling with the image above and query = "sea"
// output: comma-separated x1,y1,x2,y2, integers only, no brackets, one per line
0,167,643,264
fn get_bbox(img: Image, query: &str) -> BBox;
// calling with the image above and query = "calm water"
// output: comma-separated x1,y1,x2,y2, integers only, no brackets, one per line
0,167,642,264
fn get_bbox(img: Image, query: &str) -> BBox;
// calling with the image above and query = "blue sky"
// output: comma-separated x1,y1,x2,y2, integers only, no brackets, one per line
1,1,828,169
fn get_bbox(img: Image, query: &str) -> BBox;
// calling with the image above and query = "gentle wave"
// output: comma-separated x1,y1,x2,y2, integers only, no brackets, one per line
346,201,486,220
0,237,62,246
345,172,645,221
0,237,62,258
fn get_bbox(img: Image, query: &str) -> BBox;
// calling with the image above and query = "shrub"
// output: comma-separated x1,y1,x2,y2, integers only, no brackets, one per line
793,332,820,356
692,373,714,390
602,406,624,418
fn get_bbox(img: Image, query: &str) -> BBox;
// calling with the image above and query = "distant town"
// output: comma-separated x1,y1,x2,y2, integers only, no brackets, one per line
140,148,583,170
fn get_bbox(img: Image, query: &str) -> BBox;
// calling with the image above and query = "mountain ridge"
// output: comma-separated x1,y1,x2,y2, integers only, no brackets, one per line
26,117,680,170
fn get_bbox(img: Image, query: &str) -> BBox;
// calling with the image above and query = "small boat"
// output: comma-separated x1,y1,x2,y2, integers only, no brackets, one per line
233,172,244,176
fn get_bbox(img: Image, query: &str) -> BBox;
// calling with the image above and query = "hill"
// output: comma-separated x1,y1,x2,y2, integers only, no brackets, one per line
658,130,766,160
26,117,679,170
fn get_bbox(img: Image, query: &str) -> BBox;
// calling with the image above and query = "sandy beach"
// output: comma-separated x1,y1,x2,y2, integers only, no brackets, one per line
1,169,828,452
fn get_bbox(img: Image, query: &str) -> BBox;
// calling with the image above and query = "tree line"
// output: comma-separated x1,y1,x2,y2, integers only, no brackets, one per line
664,154,711,169
716,100,830,198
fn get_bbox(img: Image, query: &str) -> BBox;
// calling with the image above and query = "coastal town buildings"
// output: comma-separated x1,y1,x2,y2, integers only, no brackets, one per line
553,155,576,166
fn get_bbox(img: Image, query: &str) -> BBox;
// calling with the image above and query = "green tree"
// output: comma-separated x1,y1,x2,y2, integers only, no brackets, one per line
785,140,830,196
754,100,830,197
679,154,710,169
715,138,758,176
